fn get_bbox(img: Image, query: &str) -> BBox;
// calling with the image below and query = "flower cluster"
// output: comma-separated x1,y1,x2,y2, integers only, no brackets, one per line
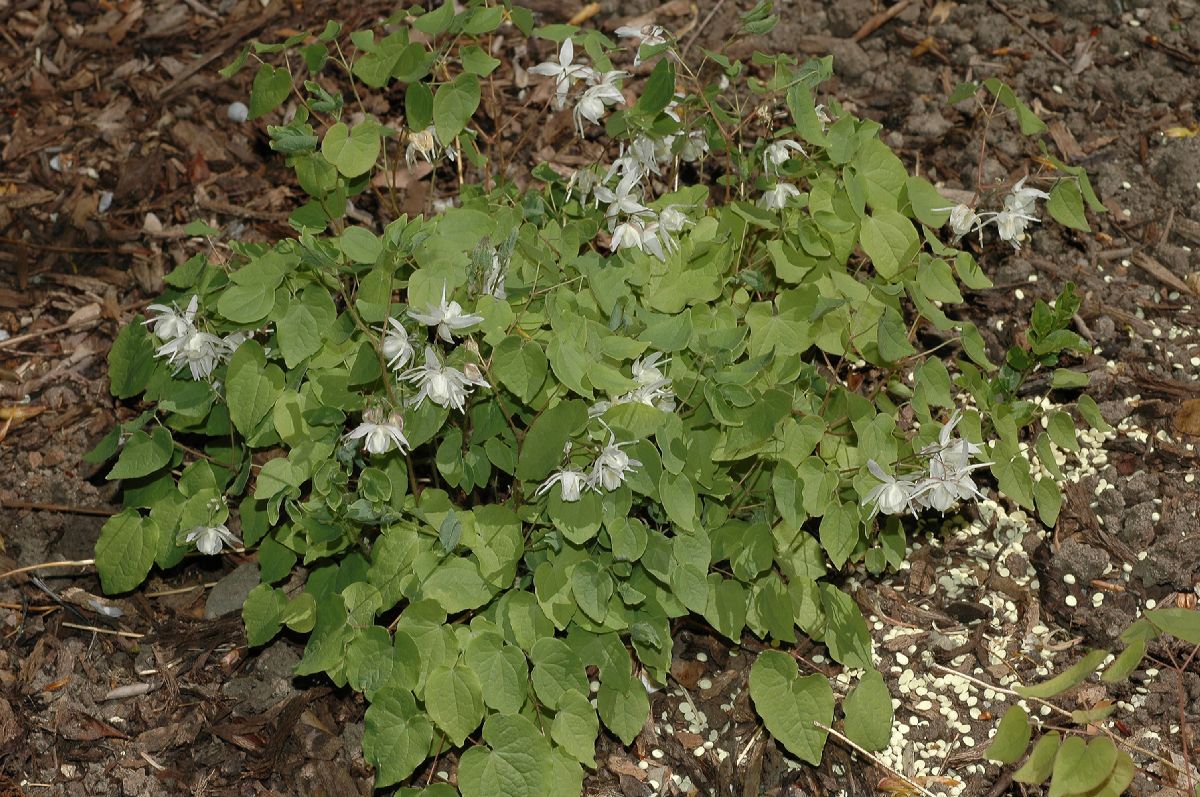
589,351,676,417
758,138,810,210
937,177,1052,250
527,29,703,261
536,433,642,502
862,410,991,518
345,283,489,457
145,296,247,381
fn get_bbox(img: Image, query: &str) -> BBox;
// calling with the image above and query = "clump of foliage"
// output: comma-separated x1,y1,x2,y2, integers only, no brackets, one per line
88,1,1108,792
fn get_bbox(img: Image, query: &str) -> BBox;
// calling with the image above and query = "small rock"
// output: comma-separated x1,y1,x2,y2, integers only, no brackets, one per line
205,562,259,619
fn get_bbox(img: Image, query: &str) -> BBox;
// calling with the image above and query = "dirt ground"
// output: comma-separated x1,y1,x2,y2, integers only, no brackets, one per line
1,0,1198,795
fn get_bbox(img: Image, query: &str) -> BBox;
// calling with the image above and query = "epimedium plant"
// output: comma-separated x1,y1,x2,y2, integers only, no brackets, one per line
88,1,1109,792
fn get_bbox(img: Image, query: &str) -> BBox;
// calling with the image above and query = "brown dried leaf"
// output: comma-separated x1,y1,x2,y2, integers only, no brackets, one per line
1173,399,1200,436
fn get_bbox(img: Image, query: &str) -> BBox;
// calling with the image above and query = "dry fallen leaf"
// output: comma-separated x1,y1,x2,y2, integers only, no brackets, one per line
1173,398,1200,436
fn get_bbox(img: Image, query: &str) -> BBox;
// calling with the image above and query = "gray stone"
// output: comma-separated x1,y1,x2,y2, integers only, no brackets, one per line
204,562,260,619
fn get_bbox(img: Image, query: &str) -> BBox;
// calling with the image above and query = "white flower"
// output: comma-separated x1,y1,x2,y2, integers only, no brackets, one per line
631,352,669,386
614,23,669,67
678,130,708,163
185,523,240,556
528,38,594,110
573,71,627,135
759,183,800,210
1007,177,1050,217
407,284,484,343
400,347,489,413
935,203,982,240
155,329,229,381
611,219,647,253
591,434,642,491
659,206,692,234
223,330,253,352
405,125,455,168
594,172,649,222
763,139,806,173
862,460,920,518
535,467,592,502
910,410,991,513
144,295,198,341
343,415,410,455
482,253,507,300
380,318,416,370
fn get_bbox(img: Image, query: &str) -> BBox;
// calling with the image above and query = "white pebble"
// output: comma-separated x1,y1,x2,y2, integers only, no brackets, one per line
227,101,249,123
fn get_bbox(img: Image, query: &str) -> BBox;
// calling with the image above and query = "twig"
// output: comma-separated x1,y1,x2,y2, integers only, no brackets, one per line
1,500,118,517
0,559,96,580
0,298,153,351
986,0,1072,69
851,0,912,43
61,621,144,639
144,582,216,598
682,0,728,56
814,722,940,797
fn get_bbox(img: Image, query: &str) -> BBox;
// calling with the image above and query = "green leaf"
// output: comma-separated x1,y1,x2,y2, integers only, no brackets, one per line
658,471,697,531
108,427,173,480
1050,368,1089,389
842,669,893,752
517,400,587,482
465,635,528,714
1101,638,1146,684
905,176,951,228
1146,607,1200,644
363,687,434,788
1013,732,1060,785
1048,735,1117,797
1034,478,1062,527
492,336,548,403
1076,395,1112,433
748,650,834,765
248,63,291,120
818,501,858,569
860,208,919,280
596,673,649,746
818,583,873,669
322,120,382,178
458,714,553,797
242,583,287,646
636,59,675,116
530,637,588,711
424,663,485,747
413,1,454,35
277,289,335,367
108,320,158,399
217,283,276,323
1047,181,1089,231
421,557,493,613
551,689,599,767
95,510,159,594
461,45,501,76
433,73,481,144
226,342,283,436
853,139,906,211
1015,648,1108,699
570,561,613,624
985,705,1031,764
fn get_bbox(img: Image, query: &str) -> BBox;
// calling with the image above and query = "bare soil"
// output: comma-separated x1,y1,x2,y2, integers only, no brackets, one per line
1,1,1198,795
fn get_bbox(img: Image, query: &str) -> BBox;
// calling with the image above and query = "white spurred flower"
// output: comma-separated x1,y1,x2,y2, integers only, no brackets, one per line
763,139,806,173
405,125,455,167
759,183,800,210
400,347,489,413
343,413,410,455
155,329,228,380
659,205,693,234
573,71,627,135
935,203,982,240
528,38,594,110
611,219,647,253
594,172,649,222
1007,177,1050,217
407,284,484,343
144,295,198,341
638,220,674,259
862,460,920,517
631,352,669,386
911,410,992,513
481,253,507,301
380,318,416,370
185,523,240,556
535,467,592,502
678,130,708,163
614,23,669,67
591,434,642,491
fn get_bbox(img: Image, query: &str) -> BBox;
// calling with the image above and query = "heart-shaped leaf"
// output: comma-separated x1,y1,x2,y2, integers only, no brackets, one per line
749,650,834,764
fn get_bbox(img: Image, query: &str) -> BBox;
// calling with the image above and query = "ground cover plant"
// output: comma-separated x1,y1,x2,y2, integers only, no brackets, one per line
76,1,1177,794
